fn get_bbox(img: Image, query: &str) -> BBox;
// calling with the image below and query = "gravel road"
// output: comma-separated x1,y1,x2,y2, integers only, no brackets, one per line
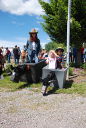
0,88,86,128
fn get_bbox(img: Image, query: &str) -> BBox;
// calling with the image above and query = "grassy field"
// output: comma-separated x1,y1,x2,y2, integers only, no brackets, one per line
0,76,86,96
0,76,41,91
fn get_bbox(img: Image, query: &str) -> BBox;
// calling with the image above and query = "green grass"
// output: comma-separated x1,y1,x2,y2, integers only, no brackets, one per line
56,83,86,96
0,76,41,92
0,76,86,96
0,76,26,91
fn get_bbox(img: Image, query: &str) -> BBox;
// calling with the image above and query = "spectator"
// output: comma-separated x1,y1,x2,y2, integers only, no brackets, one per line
21,50,26,63
38,49,48,60
0,48,5,79
69,47,73,62
43,50,48,59
80,47,84,63
72,47,77,64
55,48,65,69
84,48,86,62
13,45,20,64
6,47,11,63
18,47,21,62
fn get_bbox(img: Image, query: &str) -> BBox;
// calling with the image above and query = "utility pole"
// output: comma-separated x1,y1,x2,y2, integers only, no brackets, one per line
67,0,72,80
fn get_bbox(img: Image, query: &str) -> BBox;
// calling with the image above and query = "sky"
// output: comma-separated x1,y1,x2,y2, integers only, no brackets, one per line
0,0,50,49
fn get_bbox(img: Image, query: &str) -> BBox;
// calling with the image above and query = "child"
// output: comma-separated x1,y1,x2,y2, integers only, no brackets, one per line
21,50,26,63
46,50,58,69
41,50,58,96
41,48,64,96
55,47,65,69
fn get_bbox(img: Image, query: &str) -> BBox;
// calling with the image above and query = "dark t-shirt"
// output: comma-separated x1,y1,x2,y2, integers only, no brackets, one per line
13,48,19,58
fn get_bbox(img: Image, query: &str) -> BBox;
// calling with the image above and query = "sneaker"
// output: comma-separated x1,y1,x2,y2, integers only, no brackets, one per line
43,93,47,96
41,85,47,93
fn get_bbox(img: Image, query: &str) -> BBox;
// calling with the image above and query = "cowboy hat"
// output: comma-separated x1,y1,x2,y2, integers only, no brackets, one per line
29,29,38,34
55,47,64,52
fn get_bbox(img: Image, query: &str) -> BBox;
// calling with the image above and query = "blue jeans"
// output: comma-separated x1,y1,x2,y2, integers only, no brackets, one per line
7,55,11,63
14,57,19,64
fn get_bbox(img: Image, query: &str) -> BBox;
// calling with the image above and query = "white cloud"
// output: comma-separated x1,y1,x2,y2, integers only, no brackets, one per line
15,37,27,41
11,20,25,26
0,39,25,49
0,0,47,16
0,39,47,50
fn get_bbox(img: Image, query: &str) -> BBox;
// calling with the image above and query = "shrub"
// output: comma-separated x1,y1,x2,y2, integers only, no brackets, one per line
69,67,74,76
80,63,86,70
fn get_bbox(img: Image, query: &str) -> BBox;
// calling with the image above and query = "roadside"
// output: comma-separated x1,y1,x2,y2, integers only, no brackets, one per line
0,89,86,128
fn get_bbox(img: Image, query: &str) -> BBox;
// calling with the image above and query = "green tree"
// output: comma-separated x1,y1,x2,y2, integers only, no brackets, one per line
45,41,65,51
39,0,86,48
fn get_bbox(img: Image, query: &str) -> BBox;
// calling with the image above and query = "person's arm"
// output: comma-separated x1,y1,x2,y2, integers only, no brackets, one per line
13,48,15,54
61,55,65,68
36,39,41,55
26,40,29,49
46,57,49,64
51,50,59,57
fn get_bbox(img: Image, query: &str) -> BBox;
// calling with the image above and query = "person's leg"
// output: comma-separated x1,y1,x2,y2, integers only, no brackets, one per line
72,54,74,63
81,54,83,63
8,55,10,63
85,55,86,62
27,53,32,63
41,72,55,96
14,56,16,64
41,85,48,96
18,59,19,64
16,59,19,64
70,53,73,62
31,51,35,62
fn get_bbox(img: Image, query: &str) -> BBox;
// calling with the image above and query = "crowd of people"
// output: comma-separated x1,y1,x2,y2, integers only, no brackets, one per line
69,47,86,63
0,28,86,96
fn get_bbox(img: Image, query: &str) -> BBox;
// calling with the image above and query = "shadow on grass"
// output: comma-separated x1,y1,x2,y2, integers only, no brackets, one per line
64,80,74,89
16,82,40,90
16,83,29,89
47,86,58,95
16,80,74,95
47,80,74,96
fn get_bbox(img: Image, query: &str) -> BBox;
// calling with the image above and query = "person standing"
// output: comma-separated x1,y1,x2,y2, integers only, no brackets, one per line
26,29,41,63
69,47,73,62
13,45,20,64
73,47,77,64
84,48,86,62
80,47,84,63
0,48,5,79
21,50,26,63
18,47,21,63
6,47,11,63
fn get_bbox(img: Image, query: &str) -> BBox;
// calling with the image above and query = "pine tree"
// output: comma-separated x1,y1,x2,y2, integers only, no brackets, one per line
39,0,86,47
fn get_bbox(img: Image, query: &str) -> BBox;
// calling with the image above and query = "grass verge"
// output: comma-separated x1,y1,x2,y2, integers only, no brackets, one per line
0,76,86,96
56,83,86,96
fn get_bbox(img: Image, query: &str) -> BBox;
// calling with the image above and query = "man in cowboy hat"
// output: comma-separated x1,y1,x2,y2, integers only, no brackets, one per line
26,28,40,63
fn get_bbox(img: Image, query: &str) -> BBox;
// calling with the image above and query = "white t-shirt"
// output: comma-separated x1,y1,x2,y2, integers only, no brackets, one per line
47,57,57,69
32,42,36,50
